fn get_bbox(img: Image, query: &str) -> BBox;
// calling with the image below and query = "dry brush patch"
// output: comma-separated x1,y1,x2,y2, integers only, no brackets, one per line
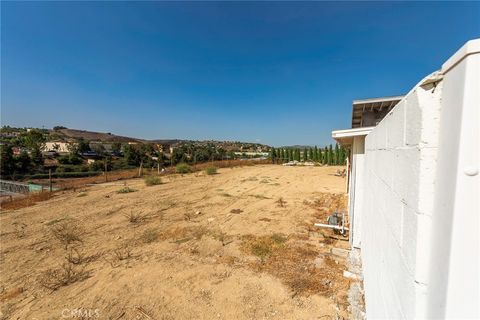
1,192,54,210
39,261,89,291
312,193,348,213
144,175,162,186
241,235,349,298
117,186,137,194
50,219,85,249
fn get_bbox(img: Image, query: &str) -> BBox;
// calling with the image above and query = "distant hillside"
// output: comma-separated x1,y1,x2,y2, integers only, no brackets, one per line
50,128,141,143
280,145,316,149
44,127,271,151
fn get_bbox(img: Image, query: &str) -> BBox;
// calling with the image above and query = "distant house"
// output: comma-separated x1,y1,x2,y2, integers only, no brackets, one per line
43,141,72,154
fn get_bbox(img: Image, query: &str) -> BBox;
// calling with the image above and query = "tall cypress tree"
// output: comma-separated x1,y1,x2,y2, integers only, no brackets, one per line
334,143,340,165
323,146,328,165
270,147,276,164
314,146,319,162
339,145,345,165
303,148,307,161
327,144,333,165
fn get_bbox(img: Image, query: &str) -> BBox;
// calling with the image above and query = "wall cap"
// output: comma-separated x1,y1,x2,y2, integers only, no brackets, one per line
441,39,480,74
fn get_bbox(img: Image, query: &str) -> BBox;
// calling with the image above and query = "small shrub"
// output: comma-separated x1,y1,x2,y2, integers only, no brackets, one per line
175,163,192,174
123,211,146,224
271,233,287,245
117,187,136,194
141,228,159,243
113,244,132,261
242,234,287,262
65,248,85,265
276,197,287,207
205,167,217,175
51,220,83,248
40,262,88,291
45,217,66,226
251,241,273,261
220,193,232,197
144,176,162,186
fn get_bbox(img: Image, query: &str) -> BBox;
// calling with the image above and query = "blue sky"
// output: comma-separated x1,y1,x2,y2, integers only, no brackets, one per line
1,2,479,146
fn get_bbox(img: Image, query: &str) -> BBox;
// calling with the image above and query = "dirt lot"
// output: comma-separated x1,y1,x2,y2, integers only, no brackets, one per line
0,165,352,320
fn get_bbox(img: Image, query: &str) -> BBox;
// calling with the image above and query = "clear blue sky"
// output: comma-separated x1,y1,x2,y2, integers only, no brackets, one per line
1,2,479,146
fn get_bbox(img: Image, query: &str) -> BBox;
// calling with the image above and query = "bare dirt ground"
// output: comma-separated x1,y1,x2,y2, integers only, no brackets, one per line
0,165,352,320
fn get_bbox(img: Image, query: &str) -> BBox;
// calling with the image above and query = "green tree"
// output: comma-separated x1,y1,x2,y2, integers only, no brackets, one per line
323,147,328,165
16,151,32,173
30,146,43,166
339,145,347,165
111,142,122,153
328,144,333,165
1,144,15,178
270,147,276,164
76,139,91,154
334,143,340,165
124,144,142,166
314,146,319,162
21,129,46,151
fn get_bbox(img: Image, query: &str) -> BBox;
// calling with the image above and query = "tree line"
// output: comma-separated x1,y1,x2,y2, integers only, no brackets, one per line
269,144,347,165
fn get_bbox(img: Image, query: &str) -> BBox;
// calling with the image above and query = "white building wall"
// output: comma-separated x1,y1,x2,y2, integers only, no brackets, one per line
427,40,480,319
359,39,479,319
349,136,365,248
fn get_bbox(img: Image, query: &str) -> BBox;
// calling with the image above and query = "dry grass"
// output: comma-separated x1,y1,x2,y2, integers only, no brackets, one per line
313,193,348,213
50,220,84,248
140,228,159,244
124,211,148,224
113,244,133,261
241,234,287,262
144,176,162,186
39,262,89,291
3,160,271,211
1,192,54,210
117,186,137,194
65,248,86,265
205,167,218,175
242,235,348,297
158,226,208,242
0,287,23,302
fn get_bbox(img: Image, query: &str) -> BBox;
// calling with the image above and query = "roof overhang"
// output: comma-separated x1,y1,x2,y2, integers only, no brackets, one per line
332,127,374,146
352,95,404,128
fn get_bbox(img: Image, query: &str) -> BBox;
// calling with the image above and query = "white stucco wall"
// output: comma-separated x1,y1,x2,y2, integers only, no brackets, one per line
349,136,365,249
361,71,443,319
427,40,480,319
357,40,480,319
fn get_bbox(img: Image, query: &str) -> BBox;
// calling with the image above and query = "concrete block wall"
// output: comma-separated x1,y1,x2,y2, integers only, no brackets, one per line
361,74,443,319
